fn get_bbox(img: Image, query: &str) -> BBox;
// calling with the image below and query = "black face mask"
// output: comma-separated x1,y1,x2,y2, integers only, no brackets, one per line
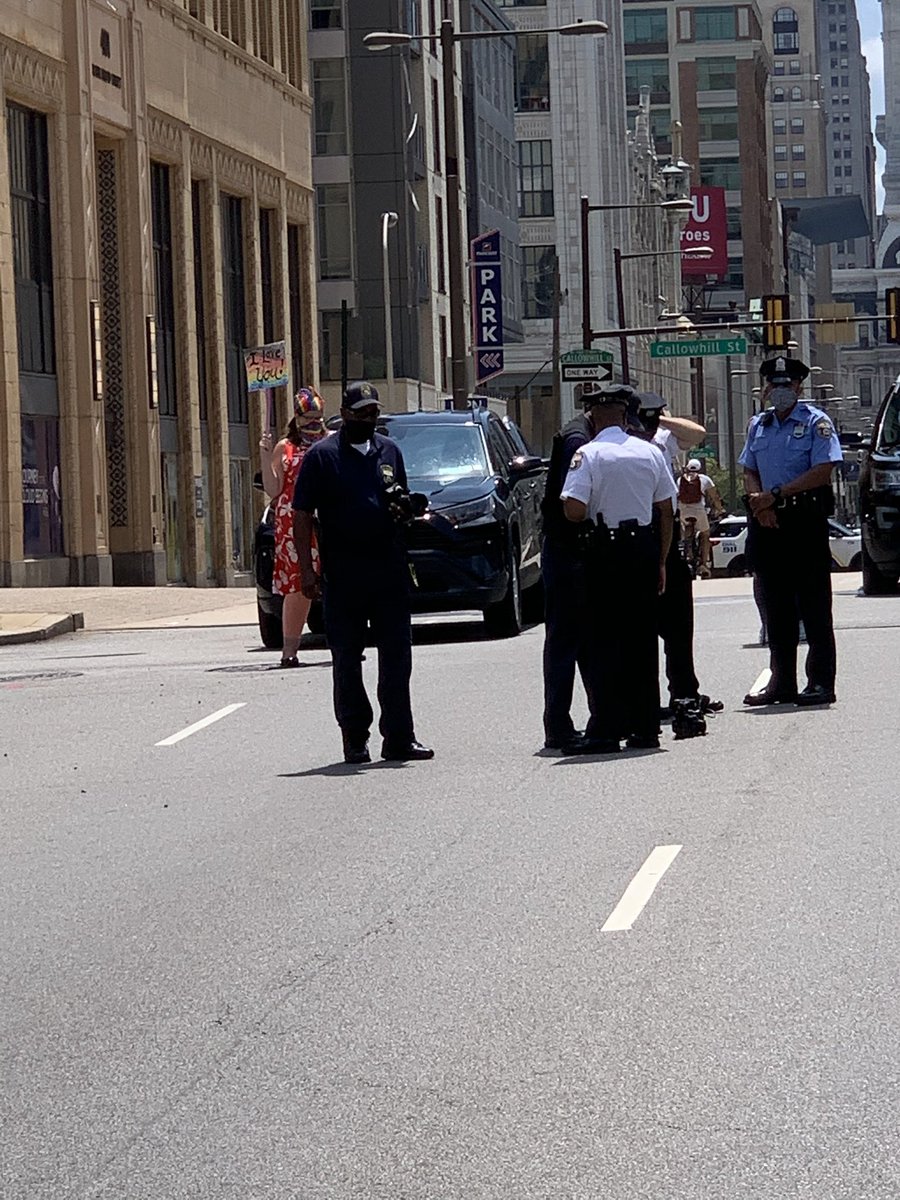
343,417,377,444
639,410,661,433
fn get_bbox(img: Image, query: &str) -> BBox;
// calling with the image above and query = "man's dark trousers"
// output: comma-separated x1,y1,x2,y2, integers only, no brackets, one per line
657,534,700,702
324,567,414,747
541,535,594,743
748,512,836,694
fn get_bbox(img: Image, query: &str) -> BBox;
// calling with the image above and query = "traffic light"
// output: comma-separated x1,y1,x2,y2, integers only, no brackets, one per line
762,294,790,351
885,287,900,343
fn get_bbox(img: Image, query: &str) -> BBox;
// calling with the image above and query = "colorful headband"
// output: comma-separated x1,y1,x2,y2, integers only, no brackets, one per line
293,388,324,417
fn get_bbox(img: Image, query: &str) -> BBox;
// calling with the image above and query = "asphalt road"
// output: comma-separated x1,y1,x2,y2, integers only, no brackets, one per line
2,579,899,1199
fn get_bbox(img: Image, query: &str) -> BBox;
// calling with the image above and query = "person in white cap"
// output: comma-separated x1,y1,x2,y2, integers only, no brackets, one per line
677,458,724,577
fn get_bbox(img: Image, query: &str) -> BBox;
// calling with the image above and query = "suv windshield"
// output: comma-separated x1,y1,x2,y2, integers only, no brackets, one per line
876,389,900,452
383,422,490,483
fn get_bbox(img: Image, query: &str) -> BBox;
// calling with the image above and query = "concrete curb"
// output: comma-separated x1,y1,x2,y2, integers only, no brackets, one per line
0,612,85,646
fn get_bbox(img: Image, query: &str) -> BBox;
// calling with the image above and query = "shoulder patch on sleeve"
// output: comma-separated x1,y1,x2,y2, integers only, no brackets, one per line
569,450,583,470
815,418,834,439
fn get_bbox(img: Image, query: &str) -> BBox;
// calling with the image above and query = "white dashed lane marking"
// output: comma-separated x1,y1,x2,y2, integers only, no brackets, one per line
155,703,246,747
601,845,683,933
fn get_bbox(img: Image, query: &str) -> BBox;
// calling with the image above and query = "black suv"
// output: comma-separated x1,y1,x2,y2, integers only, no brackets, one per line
252,408,546,642
859,378,900,594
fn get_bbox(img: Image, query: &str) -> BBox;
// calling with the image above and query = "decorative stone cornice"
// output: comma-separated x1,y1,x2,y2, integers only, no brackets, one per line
0,36,64,108
285,187,311,223
147,110,185,161
216,147,256,195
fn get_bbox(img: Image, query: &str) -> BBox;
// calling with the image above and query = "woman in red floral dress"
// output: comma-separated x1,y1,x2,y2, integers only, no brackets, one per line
259,389,326,666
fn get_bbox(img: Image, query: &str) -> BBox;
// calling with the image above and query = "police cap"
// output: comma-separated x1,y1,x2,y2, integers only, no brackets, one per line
635,390,667,412
759,355,810,385
581,382,636,409
343,380,381,410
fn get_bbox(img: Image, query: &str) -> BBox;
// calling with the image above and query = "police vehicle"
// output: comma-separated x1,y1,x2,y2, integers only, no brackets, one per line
253,408,546,644
859,377,900,594
710,514,862,576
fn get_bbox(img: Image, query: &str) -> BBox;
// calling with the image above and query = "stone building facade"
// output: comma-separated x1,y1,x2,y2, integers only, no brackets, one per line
0,0,316,588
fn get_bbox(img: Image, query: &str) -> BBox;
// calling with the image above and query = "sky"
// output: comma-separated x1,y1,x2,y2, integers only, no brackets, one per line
858,0,886,209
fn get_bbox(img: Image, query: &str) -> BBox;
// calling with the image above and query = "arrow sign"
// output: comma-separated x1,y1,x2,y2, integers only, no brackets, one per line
471,230,504,386
561,362,613,382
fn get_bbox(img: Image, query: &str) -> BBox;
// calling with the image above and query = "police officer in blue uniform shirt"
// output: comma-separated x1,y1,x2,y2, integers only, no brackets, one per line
292,382,434,764
738,356,844,706
561,385,677,752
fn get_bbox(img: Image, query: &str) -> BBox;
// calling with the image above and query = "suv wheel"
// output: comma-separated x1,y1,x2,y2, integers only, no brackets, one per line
258,602,284,649
862,544,898,595
727,555,748,578
484,544,522,638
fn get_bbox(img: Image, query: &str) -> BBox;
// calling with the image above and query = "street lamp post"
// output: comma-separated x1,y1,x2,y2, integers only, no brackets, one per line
725,364,748,512
580,196,693,352
381,211,399,408
367,20,608,410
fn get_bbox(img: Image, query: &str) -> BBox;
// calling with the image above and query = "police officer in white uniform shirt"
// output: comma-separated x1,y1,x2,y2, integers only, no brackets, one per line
560,384,677,753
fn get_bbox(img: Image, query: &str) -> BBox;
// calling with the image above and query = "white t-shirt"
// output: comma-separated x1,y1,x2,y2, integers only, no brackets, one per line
561,427,678,528
652,427,679,480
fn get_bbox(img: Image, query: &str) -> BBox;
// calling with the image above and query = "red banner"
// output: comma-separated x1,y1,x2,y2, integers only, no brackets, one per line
680,186,728,278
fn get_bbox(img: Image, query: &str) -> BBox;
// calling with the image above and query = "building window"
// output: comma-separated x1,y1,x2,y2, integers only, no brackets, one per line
790,117,804,132
696,57,736,90
319,310,342,381
698,107,739,140
514,33,549,111
790,86,802,100
859,377,873,407
788,59,801,74
694,7,737,41
191,181,208,423
834,166,842,177
7,103,55,377
259,208,276,343
624,9,669,48
518,140,553,217
773,118,787,134
312,59,347,155
773,61,785,75
310,0,342,28
221,192,247,425
439,314,448,392
774,144,787,161
773,7,799,53
522,245,555,320
844,165,852,175
625,58,670,103
792,170,807,187
792,143,806,160
775,171,789,188
316,183,351,278
150,162,177,418
698,157,742,189
833,130,841,141
773,87,785,101
435,194,446,293
287,223,305,389
432,79,442,173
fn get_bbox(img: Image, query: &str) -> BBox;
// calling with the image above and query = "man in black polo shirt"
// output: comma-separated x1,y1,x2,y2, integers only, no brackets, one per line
292,382,433,765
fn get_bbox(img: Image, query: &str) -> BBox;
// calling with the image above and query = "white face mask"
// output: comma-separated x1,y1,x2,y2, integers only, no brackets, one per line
770,386,797,414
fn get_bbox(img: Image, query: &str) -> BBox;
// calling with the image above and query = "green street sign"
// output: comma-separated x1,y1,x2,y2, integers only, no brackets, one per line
560,349,614,364
650,337,747,359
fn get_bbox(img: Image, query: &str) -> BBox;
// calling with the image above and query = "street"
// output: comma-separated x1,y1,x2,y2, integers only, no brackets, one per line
2,578,900,1199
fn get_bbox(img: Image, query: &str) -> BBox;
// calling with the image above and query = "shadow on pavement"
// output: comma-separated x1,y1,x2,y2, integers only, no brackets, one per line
280,760,411,779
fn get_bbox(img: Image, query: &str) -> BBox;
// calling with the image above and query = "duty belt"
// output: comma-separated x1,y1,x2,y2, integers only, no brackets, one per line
595,518,655,541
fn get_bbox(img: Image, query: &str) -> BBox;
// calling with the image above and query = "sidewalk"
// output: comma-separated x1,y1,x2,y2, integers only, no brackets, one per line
0,586,257,639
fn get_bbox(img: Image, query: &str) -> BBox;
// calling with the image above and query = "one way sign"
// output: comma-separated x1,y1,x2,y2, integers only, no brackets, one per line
471,230,504,387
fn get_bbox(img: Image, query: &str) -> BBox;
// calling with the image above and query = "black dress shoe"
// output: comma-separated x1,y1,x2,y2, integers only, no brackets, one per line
381,741,435,761
743,687,798,707
342,734,371,764
544,730,581,750
563,735,621,755
698,694,724,713
625,734,661,750
795,685,836,706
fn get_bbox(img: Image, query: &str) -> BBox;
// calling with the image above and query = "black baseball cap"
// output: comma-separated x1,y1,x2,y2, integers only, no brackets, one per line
343,381,381,410
582,382,636,409
760,356,810,384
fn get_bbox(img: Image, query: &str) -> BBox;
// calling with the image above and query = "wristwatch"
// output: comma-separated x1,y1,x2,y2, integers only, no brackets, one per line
771,485,784,507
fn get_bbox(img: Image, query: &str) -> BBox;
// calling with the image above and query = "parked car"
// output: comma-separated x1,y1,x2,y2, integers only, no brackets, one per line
252,408,546,643
859,377,900,594
710,514,863,577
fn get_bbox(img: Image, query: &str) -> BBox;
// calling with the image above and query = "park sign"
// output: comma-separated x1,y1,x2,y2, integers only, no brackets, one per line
649,337,747,359
560,348,614,382
471,230,504,387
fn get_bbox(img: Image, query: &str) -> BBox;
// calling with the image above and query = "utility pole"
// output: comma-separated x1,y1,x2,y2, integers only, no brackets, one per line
613,247,630,383
551,253,562,439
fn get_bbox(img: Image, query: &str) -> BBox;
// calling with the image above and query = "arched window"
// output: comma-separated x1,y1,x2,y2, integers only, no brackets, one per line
790,85,802,100
773,6,799,53
773,87,785,101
